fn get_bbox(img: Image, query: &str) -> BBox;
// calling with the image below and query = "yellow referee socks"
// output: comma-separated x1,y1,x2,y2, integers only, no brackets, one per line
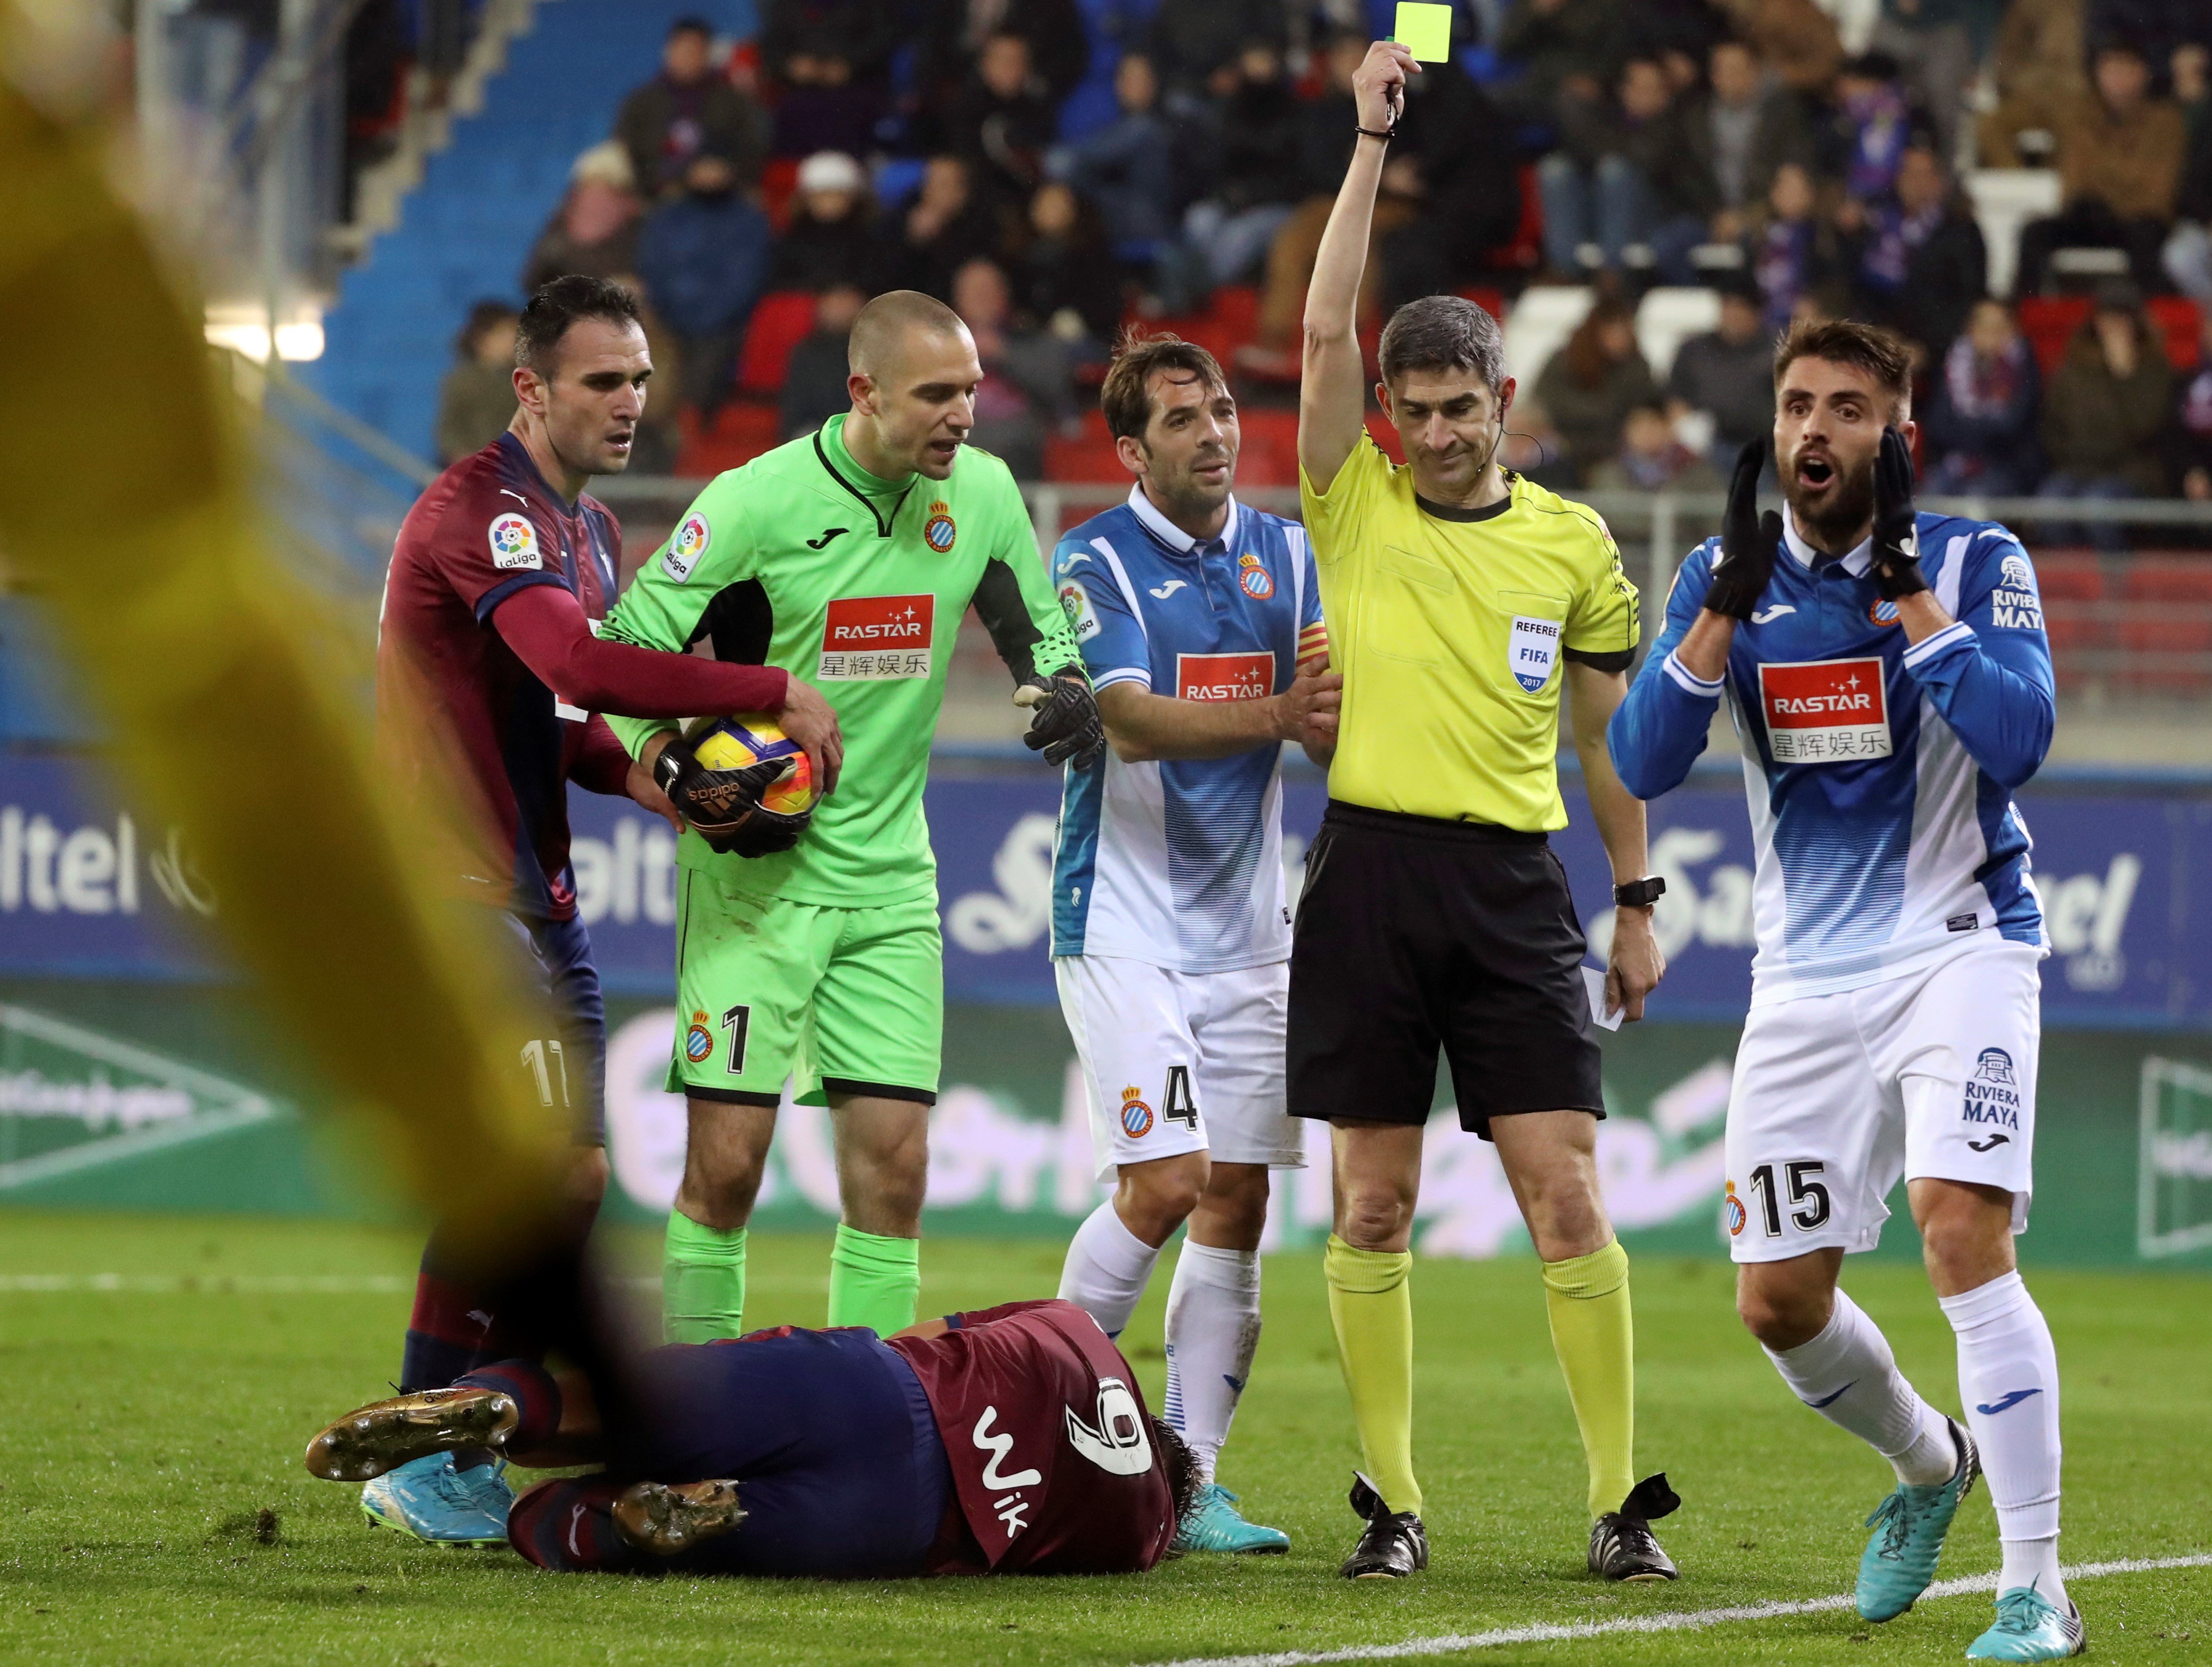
1325,1234,1422,1516
1541,1237,1637,1521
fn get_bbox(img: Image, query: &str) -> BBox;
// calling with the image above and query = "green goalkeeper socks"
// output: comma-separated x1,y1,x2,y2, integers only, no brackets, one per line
827,1224,921,1336
663,1212,747,1343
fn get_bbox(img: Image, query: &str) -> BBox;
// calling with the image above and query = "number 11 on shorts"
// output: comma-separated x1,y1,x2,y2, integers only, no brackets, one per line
1747,1160,1832,1236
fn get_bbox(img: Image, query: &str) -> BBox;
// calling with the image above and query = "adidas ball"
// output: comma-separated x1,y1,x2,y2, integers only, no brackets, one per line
684,712,816,817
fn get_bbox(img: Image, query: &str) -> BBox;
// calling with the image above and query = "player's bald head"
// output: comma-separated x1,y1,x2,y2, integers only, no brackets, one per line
848,289,969,380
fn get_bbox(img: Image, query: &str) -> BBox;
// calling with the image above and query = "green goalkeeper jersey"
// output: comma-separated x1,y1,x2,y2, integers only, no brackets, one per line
602,415,1083,907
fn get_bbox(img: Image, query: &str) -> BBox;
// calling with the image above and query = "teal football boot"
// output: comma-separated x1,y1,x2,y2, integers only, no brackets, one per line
1966,1585,2086,1660
1172,1483,1290,1555
360,1454,514,1547
1857,1419,1980,1621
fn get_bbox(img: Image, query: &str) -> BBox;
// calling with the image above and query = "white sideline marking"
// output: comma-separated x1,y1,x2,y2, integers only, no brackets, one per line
1146,1554,2212,1667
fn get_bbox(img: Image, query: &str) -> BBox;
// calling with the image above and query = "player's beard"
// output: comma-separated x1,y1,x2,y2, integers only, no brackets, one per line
1782,444,1877,555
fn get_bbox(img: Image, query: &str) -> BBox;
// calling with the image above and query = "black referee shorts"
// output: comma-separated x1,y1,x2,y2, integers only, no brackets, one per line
1287,801,1604,1137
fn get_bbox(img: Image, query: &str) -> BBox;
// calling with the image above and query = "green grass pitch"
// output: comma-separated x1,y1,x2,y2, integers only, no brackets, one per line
1,1210,2206,1666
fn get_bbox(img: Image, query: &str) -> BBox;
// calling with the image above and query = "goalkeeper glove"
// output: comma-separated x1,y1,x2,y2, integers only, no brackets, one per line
1870,425,1929,601
1016,672,1106,768
1704,441,1782,621
652,732,812,858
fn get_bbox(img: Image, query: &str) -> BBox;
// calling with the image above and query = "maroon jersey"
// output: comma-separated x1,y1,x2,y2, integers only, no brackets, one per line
887,1299,1177,1575
377,432,622,919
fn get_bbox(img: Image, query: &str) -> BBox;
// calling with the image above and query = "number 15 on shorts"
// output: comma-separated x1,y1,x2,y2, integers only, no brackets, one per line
1728,1160,1832,1239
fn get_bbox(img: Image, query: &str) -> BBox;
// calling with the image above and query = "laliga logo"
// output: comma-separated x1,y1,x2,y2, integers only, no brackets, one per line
1067,1377,1155,1476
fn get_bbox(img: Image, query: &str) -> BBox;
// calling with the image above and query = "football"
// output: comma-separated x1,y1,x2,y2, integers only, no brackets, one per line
684,711,816,817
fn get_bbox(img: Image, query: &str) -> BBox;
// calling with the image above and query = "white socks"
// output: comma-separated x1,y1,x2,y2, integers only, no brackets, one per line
1057,1201,1160,1339
1940,1271,2067,1609
1164,1241,1263,1486
1765,1289,1958,1486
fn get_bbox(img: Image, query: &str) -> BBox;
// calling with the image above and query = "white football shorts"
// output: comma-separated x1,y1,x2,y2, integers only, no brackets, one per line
1724,941,2041,1263
1055,953,1306,1183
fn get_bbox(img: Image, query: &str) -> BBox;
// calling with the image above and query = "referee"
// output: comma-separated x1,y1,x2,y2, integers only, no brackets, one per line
1294,40,1677,1583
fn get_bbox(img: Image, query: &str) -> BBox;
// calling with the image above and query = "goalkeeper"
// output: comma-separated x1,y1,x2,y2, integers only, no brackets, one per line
602,289,1103,1344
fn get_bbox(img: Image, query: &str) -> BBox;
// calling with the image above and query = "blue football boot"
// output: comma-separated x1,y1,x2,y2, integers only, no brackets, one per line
359,1454,514,1547
1966,1585,2086,1661
1857,1418,1980,1621
1172,1483,1290,1555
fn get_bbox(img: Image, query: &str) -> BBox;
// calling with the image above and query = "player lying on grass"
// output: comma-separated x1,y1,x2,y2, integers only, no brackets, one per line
1610,320,2078,1661
304,1298,1189,1578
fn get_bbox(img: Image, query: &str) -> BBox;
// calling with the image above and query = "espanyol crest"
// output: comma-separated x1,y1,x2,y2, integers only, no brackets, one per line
1507,615,1561,693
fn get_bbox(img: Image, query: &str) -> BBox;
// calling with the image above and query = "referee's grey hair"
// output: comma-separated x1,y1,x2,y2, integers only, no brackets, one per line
1378,295,1507,393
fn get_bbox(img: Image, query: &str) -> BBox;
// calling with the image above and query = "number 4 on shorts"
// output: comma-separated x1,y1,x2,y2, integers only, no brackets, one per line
720,1005,751,1075
1163,1065,1199,1131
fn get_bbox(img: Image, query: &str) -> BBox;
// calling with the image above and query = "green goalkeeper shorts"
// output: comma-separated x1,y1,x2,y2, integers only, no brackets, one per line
668,870,944,1107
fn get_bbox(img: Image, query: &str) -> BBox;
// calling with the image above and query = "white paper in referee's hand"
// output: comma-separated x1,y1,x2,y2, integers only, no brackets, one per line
1582,964,1624,1032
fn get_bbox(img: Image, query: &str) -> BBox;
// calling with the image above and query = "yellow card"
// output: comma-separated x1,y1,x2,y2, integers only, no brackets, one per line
1392,1,1453,62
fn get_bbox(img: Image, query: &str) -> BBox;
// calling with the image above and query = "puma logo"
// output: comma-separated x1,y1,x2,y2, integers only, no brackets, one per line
806,527,849,549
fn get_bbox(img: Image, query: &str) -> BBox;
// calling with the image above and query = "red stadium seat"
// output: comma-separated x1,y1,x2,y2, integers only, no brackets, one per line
760,157,801,232
1485,163,1543,273
2017,296,2092,379
1234,407,1299,487
2147,296,2203,371
1364,413,1406,464
2116,556,2212,694
2028,549,2105,684
733,291,818,397
1456,286,1507,323
675,400,780,476
1044,411,1127,483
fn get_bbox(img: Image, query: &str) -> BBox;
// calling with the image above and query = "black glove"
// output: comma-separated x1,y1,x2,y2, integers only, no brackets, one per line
1704,441,1782,620
1017,672,1106,768
1870,424,1928,601
652,732,812,858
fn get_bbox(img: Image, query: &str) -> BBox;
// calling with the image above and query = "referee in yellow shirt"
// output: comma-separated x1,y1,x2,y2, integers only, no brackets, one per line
1294,40,1679,1583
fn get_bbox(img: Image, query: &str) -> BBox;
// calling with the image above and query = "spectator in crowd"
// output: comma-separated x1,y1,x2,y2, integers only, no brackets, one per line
1749,161,1844,329
917,0,1090,110
938,30,1059,214
1819,53,1927,208
1179,42,1303,289
779,281,869,441
433,301,519,465
1713,0,1844,97
1588,400,1727,493
768,150,882,293
2162,42,2212,301
1012,181,1123,356
1686,37,1813,248
950,256,1073,480
1494,0,1627,127
1844,144,1987,359
1537,54,1712,280
1867,0,1978,165
607,273,686,475
2174,305,2212,499
1147,0,1286,107
635,151,773,415
1051,53,1176,252
2039,280,2174,548
1534,295,1663,485
522,142,643,293
1979,0,2089,166
759,0,898,158
2089,0,2209,71
614,17,765,203
1666,275,1777,467
1923,296,2046,497
2016,40,2187,295
881,153,1005,298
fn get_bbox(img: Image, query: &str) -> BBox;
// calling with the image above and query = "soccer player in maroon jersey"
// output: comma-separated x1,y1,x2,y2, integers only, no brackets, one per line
370,275,843,1544
305,1298,1190,1578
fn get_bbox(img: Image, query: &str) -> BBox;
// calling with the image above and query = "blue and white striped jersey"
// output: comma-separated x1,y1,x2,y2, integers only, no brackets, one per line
1050,487,1327,972
1609,507,2056,1005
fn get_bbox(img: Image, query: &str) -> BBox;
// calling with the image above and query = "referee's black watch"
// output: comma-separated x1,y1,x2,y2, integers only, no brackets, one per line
1613,876,1666,910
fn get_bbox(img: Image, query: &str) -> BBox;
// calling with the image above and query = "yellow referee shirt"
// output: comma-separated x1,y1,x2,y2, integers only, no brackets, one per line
1299,435,1640,832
